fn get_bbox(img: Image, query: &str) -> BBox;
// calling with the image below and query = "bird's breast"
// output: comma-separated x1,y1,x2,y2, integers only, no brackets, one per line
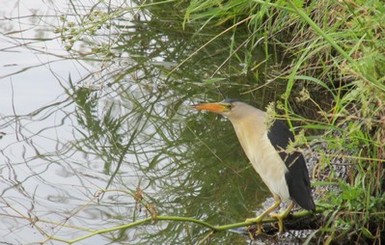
232,120,290,200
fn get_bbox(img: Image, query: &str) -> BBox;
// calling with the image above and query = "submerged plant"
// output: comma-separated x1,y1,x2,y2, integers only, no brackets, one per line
46,0,385,243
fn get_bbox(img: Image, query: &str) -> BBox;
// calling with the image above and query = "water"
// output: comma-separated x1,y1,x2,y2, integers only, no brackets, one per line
0,1,284,244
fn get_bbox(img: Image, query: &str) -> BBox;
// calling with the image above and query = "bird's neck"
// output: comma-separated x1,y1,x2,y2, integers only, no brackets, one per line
229,115,267,159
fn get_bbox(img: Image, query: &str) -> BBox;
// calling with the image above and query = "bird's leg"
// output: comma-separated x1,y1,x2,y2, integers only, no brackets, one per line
246,194,282,223
270,200,294,233
245,194,281,235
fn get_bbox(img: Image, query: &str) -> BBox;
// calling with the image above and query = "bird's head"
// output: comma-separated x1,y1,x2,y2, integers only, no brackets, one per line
192,99,249,119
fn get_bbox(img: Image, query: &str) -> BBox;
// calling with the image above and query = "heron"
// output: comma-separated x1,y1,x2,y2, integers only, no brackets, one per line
193,99,315,233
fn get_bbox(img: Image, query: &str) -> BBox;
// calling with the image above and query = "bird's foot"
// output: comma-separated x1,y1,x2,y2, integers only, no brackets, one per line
269,212,289,234
245,215,263,224
247,224,264,240
245,215,265,239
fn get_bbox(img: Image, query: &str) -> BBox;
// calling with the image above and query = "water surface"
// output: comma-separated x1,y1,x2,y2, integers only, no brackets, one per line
0,1,284,244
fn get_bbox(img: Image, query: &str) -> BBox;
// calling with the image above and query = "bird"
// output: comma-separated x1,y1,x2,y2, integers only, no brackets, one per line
193,98,315,233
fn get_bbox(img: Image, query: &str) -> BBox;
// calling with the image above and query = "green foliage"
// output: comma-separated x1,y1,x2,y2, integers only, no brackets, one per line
54,0,385,243
183,0,385,243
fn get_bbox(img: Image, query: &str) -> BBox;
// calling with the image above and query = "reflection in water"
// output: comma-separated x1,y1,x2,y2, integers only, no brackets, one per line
0,0,291,244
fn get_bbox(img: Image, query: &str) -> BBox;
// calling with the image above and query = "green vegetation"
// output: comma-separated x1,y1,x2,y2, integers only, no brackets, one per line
183,0,385,243
53,0,385,244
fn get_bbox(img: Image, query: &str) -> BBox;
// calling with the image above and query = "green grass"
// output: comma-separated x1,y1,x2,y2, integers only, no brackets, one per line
55,0,385,243
183,0,385,243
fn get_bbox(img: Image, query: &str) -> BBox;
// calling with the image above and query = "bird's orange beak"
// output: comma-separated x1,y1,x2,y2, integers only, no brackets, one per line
192,102,230,113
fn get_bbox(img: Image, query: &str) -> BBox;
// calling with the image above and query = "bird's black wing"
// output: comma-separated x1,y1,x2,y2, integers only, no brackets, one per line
267,120,315,211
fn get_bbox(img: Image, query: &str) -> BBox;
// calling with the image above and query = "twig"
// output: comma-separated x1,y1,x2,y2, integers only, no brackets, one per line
47,210,319,244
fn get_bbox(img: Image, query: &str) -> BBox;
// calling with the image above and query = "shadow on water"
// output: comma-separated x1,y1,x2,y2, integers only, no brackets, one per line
0,0,291,244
